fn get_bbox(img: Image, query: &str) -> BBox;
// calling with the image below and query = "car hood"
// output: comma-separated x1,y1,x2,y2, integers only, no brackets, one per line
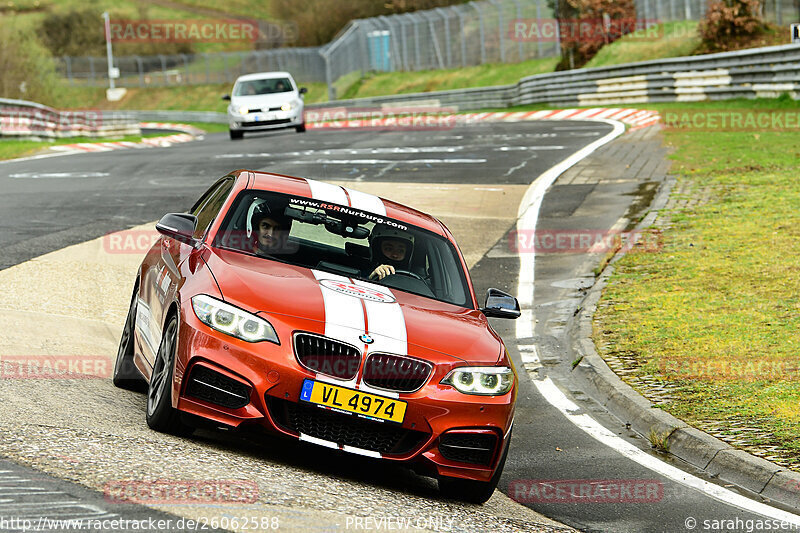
204,248,501,364
230,93,298,109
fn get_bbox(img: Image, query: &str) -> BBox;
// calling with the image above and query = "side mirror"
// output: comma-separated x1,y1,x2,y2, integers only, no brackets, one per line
481,288,521,319
222,94,231,101
156,213,199,247
299,87,308,95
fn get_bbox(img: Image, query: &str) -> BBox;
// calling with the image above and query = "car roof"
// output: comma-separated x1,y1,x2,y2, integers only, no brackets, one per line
235,72,294,82
240,170,447,236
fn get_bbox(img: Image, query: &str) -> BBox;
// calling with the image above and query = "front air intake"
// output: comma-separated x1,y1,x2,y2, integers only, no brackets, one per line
185,365,250,409
439,431,498,466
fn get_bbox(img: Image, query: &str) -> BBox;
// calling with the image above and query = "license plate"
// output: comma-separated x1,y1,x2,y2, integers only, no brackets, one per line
299,379,406,424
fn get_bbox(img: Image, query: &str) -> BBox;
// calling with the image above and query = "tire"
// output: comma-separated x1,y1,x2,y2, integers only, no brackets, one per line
146,315,193,436
229,129,243,140
113,285,147,391
438,434,511,504
295,123,306,133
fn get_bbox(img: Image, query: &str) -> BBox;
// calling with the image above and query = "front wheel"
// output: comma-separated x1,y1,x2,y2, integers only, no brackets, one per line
438,434,510,504
113,285,146,391
146,316,192,436
295,123,306,133
229,129,243,140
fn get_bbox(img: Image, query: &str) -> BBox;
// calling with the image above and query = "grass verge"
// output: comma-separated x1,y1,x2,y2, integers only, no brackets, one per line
585,21,701,68
339,57,560,100
593,97,800,468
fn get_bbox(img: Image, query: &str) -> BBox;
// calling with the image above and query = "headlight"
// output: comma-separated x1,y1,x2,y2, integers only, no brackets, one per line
280,102,294,111
191,295,279,344
441,366,513,396
237,105,249,115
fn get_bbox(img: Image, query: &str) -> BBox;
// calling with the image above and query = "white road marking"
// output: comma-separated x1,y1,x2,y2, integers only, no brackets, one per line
515,118,800,523
515,119,625,339
215,147,467,158
298,159,487,165
534,378,800,525
495,146,564,151
9,171,110,179
518,344,540,364
503,158,533,178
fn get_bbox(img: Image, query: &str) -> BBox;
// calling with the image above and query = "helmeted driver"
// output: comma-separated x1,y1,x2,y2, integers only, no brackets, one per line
367,225,414,280
249,200,293,257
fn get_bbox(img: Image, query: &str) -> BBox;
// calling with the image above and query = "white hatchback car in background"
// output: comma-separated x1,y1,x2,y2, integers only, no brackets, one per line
224,71,307,139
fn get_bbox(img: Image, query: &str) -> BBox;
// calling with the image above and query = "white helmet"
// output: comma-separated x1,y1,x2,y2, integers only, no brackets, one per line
369,225,414,263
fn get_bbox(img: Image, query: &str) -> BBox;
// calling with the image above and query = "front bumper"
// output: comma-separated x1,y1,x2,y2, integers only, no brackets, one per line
228,109,304,131
173,309,515,482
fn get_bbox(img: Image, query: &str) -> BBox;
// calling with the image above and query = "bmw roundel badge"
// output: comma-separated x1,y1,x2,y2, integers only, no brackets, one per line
359,334,374,344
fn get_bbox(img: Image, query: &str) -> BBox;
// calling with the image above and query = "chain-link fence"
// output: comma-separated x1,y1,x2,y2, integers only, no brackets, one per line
57,0,561,96
633,0,798,24
633,0,707,21
320,0,560,100
57,47,326,87
57,0,800,98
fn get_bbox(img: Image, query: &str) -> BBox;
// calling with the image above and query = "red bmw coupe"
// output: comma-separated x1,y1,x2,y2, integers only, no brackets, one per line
114,169,521,503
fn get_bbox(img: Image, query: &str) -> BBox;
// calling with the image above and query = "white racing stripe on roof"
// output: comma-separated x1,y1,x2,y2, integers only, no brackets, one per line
306,178,349,206
343,187,386,216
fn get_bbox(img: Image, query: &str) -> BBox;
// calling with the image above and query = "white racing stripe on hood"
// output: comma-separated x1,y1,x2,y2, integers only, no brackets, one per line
351,279,407,355
311,269,364,389
306,178,349,206
350,279,406,399
343,187,386,216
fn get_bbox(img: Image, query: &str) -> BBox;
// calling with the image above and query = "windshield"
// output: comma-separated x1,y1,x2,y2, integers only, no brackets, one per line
213,190,472,308
233,78,294,96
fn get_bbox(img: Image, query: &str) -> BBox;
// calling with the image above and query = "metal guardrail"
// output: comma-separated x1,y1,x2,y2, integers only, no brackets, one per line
0,98,141,139
307,43,800,111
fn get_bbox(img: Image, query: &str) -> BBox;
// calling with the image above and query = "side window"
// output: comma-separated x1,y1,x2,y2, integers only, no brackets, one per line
193,179,234,239
190,180,225,216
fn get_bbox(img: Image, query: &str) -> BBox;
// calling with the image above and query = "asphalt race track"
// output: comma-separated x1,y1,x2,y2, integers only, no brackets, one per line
0,121,795,532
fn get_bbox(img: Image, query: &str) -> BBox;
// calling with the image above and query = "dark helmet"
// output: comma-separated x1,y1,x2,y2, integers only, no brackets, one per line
247,198,291,239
